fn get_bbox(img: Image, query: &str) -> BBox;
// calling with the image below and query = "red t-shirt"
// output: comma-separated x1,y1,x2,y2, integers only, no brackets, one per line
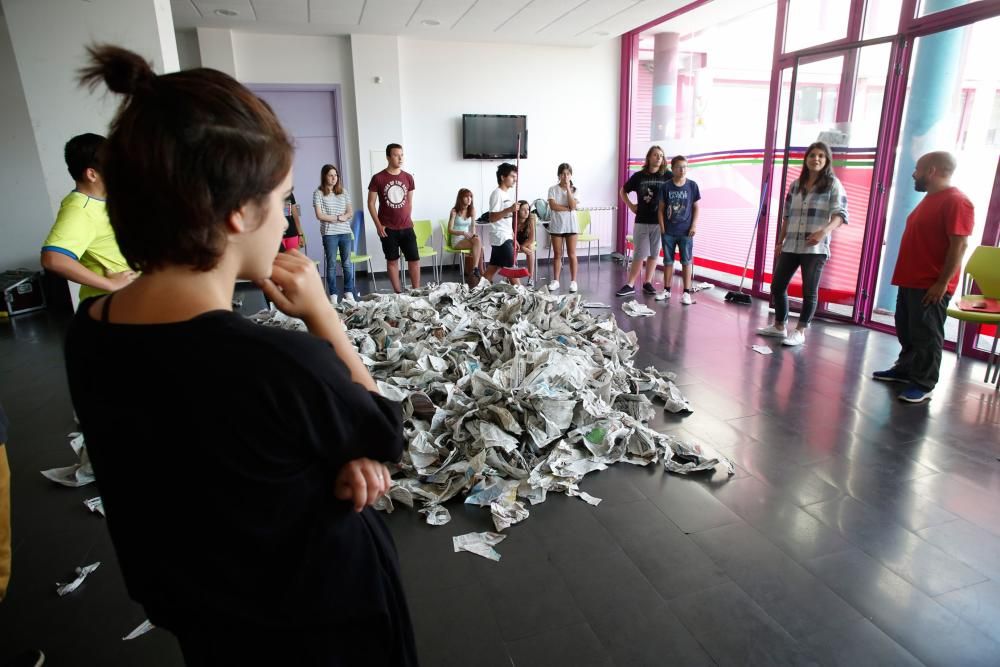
367,169,415,230
891,187,974,293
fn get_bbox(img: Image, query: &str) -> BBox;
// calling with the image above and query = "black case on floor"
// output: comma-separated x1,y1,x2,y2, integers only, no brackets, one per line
1,270,46,317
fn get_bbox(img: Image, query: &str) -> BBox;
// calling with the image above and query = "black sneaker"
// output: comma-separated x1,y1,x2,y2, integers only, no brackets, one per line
642,282,656,295
616,284,636,297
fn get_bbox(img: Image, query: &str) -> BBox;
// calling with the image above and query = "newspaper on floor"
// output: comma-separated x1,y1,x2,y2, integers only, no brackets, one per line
419,505,452,526
84,496,105,516
751,345,774,355
622,300,656,317
453,531,507,561
123,620,155,641
41,432,95,487
691,282,713,292
56,562,100,596
249,283,734,529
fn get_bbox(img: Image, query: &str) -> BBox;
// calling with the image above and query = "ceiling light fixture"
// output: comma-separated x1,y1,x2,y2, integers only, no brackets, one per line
214,9,239,17
420,19,440,26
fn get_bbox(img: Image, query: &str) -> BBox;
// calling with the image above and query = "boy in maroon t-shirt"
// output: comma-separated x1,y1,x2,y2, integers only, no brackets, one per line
367,143,419,292
873,151,974,403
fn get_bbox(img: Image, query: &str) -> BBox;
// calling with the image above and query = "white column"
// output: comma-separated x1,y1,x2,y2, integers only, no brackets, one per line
196,28,237,77
1,0,177,304
2,0,179,217
350,34,405,273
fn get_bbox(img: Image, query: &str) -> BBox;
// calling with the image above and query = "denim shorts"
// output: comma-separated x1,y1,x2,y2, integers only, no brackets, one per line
662,233,693,265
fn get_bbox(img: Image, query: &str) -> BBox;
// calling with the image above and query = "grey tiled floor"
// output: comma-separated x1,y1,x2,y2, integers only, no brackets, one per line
1,262,998,666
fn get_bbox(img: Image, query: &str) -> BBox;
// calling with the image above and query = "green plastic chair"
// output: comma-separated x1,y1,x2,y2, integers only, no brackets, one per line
438,219,472,283
946,245,1000,388
577,210,600,264
348,211,377,292
409,219,439,283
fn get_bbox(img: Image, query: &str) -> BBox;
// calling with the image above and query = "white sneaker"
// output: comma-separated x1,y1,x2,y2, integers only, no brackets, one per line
756,325,787,337
655,291,670,301
782,329,805,346
548,279,560,291
681,291,693,305
569,281,578,293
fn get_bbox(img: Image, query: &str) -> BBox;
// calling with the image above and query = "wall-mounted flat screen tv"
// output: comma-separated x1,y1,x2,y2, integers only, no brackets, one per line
462,114,527,160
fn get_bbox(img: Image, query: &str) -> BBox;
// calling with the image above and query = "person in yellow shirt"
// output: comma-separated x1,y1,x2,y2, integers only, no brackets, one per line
41,133,135,300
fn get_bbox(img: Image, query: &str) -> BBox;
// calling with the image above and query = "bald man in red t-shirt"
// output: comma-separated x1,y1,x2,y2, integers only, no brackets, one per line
872,151,974,403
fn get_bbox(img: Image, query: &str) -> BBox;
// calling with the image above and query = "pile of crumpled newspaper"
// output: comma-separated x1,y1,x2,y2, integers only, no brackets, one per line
250,283,733,531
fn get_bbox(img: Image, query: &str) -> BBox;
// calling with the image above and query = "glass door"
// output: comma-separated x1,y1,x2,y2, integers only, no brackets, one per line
761,42,894,323
869,16,1000,356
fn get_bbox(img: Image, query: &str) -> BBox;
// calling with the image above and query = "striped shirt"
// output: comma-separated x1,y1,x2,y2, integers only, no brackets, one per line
781,177,849,255
313,189,351,236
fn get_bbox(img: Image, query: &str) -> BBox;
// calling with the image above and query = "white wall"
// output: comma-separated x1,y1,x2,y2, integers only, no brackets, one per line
3,0,179,220
0,13,52,270
231,32,363,227
210,31,622,272
398,38,621,232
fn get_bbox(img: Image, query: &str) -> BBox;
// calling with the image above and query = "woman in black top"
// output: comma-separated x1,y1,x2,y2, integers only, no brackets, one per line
64,45,417,666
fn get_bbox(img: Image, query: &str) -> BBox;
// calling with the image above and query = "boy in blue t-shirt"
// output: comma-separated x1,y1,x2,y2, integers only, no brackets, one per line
657,155,701,304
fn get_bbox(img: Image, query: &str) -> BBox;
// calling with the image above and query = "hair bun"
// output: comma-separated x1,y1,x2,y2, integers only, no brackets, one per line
79,44,156,96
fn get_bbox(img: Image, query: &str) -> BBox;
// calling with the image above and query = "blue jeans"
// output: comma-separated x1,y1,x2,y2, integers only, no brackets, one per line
661,233,693,265
322,234,355,297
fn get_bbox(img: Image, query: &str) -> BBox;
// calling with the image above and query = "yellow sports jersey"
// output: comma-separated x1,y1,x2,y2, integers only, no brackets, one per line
41,191,130,300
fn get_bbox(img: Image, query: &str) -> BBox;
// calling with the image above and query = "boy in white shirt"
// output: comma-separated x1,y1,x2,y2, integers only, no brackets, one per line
483,163,521,284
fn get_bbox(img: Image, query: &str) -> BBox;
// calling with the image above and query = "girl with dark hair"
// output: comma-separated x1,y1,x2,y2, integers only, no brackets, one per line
757,141,849,346
547,163,580,292
447,188,482,285
515,200,537,287
64,45,417,666
314,164,355,299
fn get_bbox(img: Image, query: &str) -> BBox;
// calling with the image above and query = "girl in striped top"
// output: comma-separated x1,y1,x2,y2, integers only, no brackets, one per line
314,164,355,298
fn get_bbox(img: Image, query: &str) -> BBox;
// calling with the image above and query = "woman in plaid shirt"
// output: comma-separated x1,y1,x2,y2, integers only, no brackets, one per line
757,141,848,346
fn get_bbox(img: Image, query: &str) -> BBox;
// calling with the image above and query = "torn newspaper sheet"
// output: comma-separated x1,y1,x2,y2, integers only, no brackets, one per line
41,432,94,487
751,345,774,355
453,531,507,561
250,283,734,530
622,300,656,317
56,562,100,596
123,620,155,641
84,496,105,516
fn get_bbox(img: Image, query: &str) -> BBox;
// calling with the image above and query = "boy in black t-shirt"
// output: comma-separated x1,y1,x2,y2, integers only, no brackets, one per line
617,146,672,297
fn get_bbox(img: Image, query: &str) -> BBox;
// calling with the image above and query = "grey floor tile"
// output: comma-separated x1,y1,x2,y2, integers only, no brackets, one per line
505,623,612,667
917,518,1000,582
692,522,860,638
805,548,1000,667
800,617,923,667
669,581,819,666
803,496,987,596
933,580,1000,646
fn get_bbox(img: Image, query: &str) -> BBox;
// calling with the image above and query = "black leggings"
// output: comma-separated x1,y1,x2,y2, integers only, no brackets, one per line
771,252,828,327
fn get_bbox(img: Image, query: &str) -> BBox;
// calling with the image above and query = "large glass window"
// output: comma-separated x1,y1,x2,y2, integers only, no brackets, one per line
918,0,977,18
870,15,1000,347
761,44,892,326
625,1,777,288
785,0,852,52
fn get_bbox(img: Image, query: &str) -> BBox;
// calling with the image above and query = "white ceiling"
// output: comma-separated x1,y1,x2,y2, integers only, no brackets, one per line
170,0,693,48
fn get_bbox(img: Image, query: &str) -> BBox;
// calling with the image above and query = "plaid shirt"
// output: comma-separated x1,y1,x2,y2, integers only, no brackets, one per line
781,177,849,255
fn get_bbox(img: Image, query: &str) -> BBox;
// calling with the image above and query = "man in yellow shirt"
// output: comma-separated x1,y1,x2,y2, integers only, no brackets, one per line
41,133,135,300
